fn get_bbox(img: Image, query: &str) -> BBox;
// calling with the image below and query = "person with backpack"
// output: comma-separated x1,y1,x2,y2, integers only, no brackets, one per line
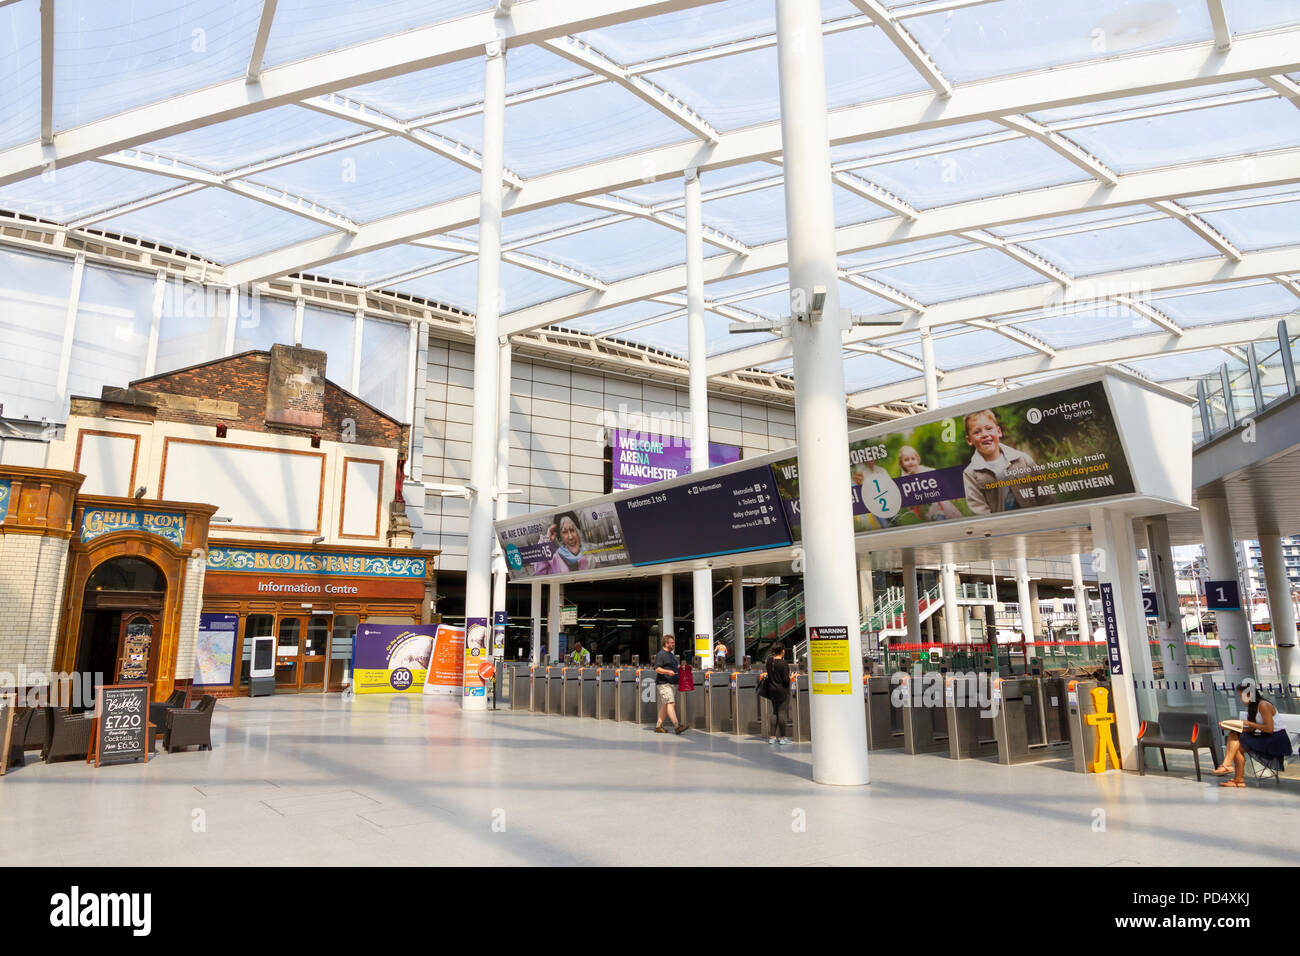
764,642,792,745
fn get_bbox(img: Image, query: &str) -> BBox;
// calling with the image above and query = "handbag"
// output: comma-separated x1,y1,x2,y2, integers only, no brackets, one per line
678,664,694,692
757,674,771,699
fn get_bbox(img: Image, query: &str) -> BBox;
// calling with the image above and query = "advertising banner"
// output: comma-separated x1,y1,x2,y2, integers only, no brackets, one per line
498,500,630,580
353,624,447,695
615,465,793,565
610,430,741,490
771,380,1135,539
422,625,464,696
463,618,488,699
193,612,239,687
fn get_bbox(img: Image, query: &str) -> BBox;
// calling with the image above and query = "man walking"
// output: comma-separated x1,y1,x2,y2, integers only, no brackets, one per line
654,634,687,734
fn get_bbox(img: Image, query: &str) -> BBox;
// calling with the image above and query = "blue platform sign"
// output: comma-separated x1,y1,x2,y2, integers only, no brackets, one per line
1205,580,1241,611
1141,591,1159,617
1099,582,1123,676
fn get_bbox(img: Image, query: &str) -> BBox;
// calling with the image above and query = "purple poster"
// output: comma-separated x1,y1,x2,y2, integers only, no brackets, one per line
610,431,740,490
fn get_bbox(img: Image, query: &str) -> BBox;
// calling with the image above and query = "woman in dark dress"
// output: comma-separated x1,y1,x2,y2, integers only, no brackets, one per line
1215,682,1292,788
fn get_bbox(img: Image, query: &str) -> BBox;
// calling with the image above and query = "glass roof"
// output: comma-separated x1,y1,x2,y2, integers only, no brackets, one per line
0,0,1295,413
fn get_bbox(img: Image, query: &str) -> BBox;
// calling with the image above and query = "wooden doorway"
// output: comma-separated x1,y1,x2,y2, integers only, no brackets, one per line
76,557,166,704
273,614,332,693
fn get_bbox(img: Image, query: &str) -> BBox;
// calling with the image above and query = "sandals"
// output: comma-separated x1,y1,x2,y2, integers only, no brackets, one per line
1211,766,1234,776
1218,779,1246,788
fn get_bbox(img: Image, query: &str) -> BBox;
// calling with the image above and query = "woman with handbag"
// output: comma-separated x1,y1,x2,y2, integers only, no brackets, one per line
764,642,792,746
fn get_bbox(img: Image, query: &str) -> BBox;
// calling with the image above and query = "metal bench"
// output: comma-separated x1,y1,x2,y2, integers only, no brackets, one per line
1136,711,1220,782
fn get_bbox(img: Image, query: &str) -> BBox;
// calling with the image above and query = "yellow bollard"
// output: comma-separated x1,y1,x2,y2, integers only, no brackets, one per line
1083,685,1122,773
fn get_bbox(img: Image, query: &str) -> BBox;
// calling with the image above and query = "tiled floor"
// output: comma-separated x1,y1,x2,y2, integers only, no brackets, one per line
3,694,1297,866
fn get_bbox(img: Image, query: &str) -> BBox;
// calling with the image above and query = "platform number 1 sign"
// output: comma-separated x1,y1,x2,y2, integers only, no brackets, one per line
1205,580,1241,611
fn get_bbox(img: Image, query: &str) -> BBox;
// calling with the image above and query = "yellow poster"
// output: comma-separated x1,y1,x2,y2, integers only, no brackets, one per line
810,625,852,695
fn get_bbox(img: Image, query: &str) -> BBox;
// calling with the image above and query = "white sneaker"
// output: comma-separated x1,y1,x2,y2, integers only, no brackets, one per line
768,737,777,745
778,737,793,746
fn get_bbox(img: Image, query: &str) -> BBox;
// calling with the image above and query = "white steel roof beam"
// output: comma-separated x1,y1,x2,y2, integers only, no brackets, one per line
959,229,1073,285
1263,74,1300,106
246,0,279,84
576,195,751,255
848,0,952,98
542,37,720,143
966,317,1057,356
1153,199,1242,261
846,316,1289,408
218,32,1300,286
839,270,927,313
67,183,208,229
0,0,728,187
39,0,53,145
1207,0,1231,51
709,245,1300,375
997,115,1118,186
1115,295,1184,335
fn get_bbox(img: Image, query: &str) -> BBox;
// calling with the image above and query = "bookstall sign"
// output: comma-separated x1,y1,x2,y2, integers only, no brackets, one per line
90,683,152,767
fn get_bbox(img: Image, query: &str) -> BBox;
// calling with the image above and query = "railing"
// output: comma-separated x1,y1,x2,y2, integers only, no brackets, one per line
1193,316,1299,446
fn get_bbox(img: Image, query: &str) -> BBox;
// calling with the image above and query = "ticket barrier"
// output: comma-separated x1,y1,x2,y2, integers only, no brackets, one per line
546,664,565,715
1039,676,1071,745
991,676,1069,765
528,664,549,713
508,662,533,711
791,673,811,742
634,669,660,725
594,667,617,720
944,674,997,760
864,675,902,750
577,666,600,718
900,673,948,754
613,667,641,722
679,671,706,730
704,670,733,734
1065,678,1118,773
732,671,762,737
560,666,583,717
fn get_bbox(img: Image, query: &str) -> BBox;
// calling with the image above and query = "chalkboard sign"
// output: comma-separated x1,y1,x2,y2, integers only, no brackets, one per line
90,683,152,767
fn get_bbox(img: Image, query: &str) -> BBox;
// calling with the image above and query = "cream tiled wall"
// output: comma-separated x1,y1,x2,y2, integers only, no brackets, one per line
421,339,797,571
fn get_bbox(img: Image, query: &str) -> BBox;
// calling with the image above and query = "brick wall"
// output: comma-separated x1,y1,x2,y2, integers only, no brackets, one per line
0,533,69,674
72,352,405,452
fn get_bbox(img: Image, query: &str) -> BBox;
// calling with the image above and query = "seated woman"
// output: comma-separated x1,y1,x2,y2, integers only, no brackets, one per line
1215,682,1293,787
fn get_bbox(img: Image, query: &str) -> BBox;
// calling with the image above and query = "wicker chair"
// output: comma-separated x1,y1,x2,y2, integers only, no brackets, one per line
149,690,188,733
6,707,33,769
42,707,96,763
164,695,216,753
22,706,47,752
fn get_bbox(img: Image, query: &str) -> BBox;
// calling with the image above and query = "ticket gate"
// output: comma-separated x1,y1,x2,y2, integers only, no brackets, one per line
578,666,600,718
509,662,533,711
634,668,660,724
991,676,1065,764
732,671,762,737
679,669,706,730
944,674,997,760
546,664,565,715
703,670,733,734
613,666,640,722
594,667,617,720
561,666,583,717
790,673,811,742
899,673,948,754
1040,676,1071,745
864,675,901,750
1065,678,1118,773
529,664,550,713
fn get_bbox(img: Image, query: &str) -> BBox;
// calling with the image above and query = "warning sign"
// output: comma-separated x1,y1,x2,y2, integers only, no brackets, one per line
809,625,852,695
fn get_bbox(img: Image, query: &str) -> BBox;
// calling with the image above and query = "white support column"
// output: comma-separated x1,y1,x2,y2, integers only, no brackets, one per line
1015,558,1035,654
661,573,675,640
55,254,86,399
410,323,428,483
145,270,166,377
684,167,714,671
1259,533,1300,683
463,38,507,710
923,327,962,646
1091,507,1144,770
405,321,419,480
732,567,745,666
350,309,364,394
857,555,874,621
491,338,512,659
293,295,305,346
1145,516,1191,695
224,287,239,355
530,580,542,664
903,550,921,646
1199,495,1255,684
775,0,869,785
547,582,562,662
1071,553,1091,641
